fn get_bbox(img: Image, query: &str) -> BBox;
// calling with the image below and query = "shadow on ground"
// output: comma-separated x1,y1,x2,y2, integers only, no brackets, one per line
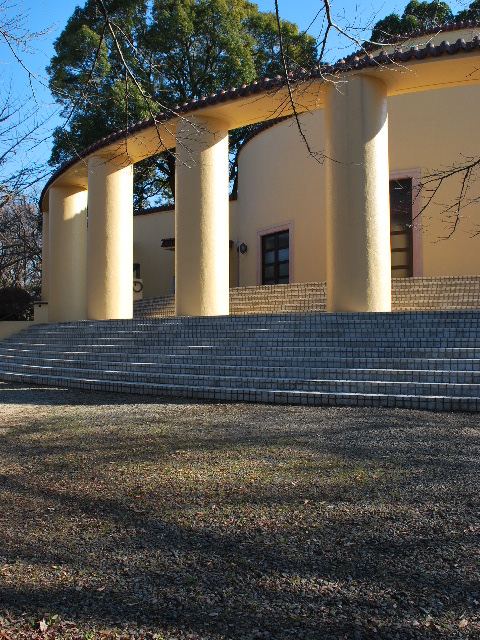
0,381,479,639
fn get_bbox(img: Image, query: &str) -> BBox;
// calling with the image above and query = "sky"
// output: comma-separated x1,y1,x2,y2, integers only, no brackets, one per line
0,0,472,195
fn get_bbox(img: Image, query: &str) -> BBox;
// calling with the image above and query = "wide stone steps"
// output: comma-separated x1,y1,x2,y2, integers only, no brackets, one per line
11,339,480,351
3,361,480,397
26,312,480,330
19,324,480,335
133,277,480,318
18,332,480,345
1,369,477,411
2,352,479,372
1,311,479,410
2,358,479,383
3,352,480,381
3,344,480,360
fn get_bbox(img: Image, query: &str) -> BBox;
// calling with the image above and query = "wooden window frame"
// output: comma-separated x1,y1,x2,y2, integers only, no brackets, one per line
256,222,293,286
390,169,422,277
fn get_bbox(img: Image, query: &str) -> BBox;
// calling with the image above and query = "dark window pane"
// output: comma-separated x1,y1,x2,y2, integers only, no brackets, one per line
264,250,275,264
278,262,289,277
261,230,290,285
390,178,413,278
263,237,275,251
390,179,412,219
264,265,275,279
278,232,289,249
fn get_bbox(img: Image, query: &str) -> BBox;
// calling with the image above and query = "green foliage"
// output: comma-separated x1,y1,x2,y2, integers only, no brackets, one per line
456,0,480,21
370,0,454,42
246,11,317,79
370,13,403,42
48,0,316,207
403,0,454,27
149,0,257,102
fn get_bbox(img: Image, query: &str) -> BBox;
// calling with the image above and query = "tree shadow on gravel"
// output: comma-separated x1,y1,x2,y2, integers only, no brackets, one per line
0,381,199,407
1,469,479,639
1,381,479,638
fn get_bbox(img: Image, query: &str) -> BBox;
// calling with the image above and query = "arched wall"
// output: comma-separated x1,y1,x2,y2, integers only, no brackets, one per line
232,83,480,286
388,85,480,276
131,81,480,297
133,209,175,299
236,113,327,287
41,28,480,316
41,25,480,318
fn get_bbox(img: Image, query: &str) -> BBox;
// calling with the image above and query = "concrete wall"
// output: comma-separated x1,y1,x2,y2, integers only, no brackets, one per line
236,113,327,286
133,209,175,299
0,322,34,341
388,85,480,276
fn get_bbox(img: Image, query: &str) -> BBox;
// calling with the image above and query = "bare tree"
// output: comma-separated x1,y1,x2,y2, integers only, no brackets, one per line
418,157,480,239
0,195,41,292
0,1,53,296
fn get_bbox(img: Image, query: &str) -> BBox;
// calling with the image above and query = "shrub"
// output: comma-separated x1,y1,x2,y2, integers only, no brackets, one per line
0,287,33,321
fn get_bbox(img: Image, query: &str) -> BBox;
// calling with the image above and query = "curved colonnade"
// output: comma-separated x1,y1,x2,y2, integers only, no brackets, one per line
40,30,480,321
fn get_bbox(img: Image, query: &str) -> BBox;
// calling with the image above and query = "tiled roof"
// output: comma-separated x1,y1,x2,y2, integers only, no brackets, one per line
40,21,480,208
362,19,480,53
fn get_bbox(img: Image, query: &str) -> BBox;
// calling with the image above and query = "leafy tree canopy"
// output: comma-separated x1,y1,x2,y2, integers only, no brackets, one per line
456,0,480,21
370,0,455,42
48,0,317,207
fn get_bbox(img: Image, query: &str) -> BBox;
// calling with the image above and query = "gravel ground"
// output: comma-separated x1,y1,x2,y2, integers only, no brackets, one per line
0,381,479,640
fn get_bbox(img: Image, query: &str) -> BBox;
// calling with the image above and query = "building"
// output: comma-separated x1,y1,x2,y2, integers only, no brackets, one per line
40,22,480,322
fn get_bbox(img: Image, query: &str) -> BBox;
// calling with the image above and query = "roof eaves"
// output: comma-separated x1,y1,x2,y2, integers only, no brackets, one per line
40,27,480,210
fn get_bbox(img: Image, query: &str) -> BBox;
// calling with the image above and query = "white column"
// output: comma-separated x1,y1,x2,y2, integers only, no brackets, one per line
48,186,88,322
175,115,230,316
87,157,133,320
41,211,49,302
325,75,391,312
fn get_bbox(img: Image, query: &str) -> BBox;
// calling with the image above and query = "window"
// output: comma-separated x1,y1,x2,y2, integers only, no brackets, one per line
262,230,290,285
390,178,413,278
389,170,422,278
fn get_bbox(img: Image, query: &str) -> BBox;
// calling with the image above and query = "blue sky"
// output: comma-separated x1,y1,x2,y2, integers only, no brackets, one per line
1,0,471,192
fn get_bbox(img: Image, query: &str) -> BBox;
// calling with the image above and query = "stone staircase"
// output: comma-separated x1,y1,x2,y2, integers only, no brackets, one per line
133,283,327,318
392,276,480,311
1,311,479,411
133,277,480,318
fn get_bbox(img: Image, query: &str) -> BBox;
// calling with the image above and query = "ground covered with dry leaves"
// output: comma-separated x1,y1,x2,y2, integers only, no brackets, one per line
0,381,479,640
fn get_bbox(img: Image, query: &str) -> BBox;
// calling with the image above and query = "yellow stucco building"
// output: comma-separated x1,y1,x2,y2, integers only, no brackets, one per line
132,24,480,309
39,22,480,321
2,22,480,410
